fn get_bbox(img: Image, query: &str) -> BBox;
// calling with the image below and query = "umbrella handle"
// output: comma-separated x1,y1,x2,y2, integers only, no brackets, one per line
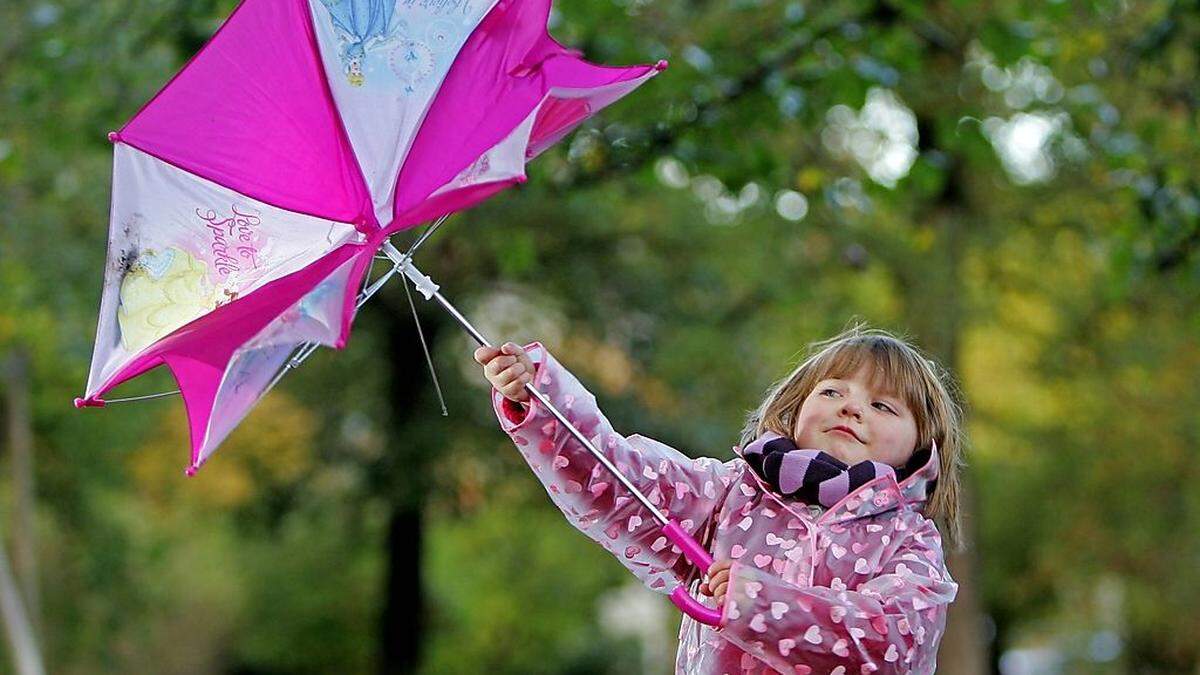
662,520,725,626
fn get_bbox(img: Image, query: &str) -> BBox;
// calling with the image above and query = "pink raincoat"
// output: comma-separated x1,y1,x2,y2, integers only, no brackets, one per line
493,343,958,674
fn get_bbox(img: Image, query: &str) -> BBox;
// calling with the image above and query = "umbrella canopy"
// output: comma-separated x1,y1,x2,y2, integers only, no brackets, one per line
78,0,665,474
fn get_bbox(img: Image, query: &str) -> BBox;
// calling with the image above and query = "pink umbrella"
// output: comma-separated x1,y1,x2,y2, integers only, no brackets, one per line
76,0,722,625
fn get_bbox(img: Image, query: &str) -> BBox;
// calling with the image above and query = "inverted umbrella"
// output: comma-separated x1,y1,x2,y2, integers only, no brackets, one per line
77,0,723,625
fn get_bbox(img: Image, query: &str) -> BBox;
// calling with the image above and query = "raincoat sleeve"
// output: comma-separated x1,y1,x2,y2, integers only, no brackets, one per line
718,518,958,674
492,341,737,593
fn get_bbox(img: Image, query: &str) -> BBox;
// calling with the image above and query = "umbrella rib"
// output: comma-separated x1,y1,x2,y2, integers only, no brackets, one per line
403,214,450,259
363,251,378,295
255,221,443,401
100,389,182,403
401,271,448,416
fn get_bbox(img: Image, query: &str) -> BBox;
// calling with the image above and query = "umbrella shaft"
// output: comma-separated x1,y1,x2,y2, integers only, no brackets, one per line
382,242,670,527
431,287,493,350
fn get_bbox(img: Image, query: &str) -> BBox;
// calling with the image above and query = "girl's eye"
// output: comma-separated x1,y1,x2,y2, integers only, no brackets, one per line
873,402,897,415
820,388,840,397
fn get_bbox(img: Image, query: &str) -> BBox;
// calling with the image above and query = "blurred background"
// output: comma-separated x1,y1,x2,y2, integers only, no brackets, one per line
2,0,1198,673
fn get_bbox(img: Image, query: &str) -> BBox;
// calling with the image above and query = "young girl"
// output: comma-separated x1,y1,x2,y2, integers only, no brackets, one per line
474,326,962,674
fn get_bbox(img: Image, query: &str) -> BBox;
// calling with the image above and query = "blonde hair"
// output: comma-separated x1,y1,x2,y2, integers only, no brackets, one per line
739,324,966,548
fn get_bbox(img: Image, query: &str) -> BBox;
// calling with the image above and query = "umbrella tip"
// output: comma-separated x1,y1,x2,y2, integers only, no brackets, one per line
107,131,120,143
185,465,199,477
74,396,106,409
654,59,669,71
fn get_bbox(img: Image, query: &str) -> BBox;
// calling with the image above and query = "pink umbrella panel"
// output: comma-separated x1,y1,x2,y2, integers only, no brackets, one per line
77,0,666,475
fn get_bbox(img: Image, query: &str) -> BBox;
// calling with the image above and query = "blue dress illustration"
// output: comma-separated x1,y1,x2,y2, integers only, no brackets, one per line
319,0,475,90
320,0,402,86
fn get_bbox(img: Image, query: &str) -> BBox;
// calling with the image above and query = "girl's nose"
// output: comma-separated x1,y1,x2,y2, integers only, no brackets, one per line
839,401,863,419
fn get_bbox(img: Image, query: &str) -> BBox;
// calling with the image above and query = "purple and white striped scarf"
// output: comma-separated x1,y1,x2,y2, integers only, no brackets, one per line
741,431,929,508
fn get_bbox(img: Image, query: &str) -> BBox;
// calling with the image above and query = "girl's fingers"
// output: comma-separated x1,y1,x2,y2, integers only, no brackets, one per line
474,346,501,365
702,560,733,602
501,372,533,396
477,342,534,402
706,560,732,576
499,371,532,393
501,374,530,396
502,343,534,368
496,362,526,384
484,354,517,377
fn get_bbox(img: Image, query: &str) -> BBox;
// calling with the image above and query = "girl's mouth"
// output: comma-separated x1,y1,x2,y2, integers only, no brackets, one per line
827,426,864,443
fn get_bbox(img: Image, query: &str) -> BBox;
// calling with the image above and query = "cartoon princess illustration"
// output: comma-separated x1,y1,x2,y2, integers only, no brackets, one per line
320,0,479,89
319,0,404,86
116,246,225,353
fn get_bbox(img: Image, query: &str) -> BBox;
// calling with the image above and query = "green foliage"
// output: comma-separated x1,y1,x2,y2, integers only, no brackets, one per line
423,482,644,674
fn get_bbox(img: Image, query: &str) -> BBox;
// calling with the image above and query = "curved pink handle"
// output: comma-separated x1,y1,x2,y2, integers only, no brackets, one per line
669,586,724,626
662,520,725,626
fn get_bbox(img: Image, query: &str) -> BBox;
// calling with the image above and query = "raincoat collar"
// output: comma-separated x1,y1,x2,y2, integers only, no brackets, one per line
734,440,941,524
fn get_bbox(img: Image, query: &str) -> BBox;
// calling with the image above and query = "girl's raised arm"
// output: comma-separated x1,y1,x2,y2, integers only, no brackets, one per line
491,341,737,593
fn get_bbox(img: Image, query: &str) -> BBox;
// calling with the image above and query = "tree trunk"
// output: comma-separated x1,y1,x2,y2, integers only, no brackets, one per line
375,280,444,675
0,542,44,675
940,479,989,675
3,351,40,642
379,504,424,675
896,154,990,674
0,540,43,672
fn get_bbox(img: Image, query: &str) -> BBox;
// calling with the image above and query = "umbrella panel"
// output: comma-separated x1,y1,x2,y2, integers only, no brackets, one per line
308,0,500,225
196,254,360,469
85,144,362,399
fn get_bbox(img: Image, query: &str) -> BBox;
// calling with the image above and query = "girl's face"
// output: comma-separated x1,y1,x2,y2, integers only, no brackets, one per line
791,364,918,467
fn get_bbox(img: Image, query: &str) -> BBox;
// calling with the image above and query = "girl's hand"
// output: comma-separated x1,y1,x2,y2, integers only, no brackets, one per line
700,559,734,607
473,342,536,403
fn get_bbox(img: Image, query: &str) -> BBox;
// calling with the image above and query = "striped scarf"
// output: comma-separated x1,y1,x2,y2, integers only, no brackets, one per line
741,431,930,508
